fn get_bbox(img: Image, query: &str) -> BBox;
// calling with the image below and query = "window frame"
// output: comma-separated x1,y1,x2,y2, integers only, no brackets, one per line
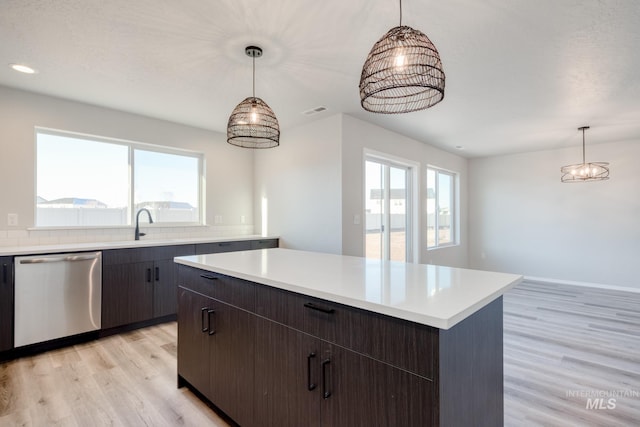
426,166,458,250
35,127,204,228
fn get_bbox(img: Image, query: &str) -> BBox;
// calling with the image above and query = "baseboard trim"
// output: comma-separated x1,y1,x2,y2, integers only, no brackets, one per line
524,275,640,294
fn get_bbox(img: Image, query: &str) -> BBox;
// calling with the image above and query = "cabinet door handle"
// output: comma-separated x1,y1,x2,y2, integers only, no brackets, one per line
304,302,335,314
155,266,160,281
218,242,231,247
201,307,209,333
200,274,218,280
207,309,216,335
146,268,152,282
322,359,331,399
307,352,317,391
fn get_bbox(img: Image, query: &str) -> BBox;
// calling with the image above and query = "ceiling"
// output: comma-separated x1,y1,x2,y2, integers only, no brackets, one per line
1,0,639,158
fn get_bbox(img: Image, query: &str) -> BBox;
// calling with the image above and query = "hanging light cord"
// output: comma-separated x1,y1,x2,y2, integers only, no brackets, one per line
581,127,586,164
252,55,256,99
399,0,402,26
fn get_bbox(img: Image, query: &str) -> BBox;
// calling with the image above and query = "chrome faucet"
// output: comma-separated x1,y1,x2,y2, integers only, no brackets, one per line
135,208,154,240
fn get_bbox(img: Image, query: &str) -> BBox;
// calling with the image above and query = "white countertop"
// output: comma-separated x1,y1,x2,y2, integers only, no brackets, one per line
0,235,276,256
175,248,522,330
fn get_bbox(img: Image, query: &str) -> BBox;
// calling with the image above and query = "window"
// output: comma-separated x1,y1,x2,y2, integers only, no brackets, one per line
36,129,202,227
427,167,457,248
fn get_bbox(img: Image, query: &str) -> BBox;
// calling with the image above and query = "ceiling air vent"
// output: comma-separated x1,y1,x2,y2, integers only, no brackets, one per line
302,106,328,116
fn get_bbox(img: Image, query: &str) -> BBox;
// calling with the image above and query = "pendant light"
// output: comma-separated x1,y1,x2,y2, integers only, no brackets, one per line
359,0,445,114
560,126,610,182
227,46,280,148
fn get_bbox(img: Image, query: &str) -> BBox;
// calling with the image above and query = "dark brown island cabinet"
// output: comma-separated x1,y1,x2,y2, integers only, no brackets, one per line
177,263,505,427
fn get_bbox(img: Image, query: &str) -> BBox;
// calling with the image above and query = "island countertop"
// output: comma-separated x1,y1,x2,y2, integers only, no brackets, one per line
175,248,522,329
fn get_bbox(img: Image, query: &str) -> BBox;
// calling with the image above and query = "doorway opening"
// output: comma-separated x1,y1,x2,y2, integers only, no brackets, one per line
364,156,413,262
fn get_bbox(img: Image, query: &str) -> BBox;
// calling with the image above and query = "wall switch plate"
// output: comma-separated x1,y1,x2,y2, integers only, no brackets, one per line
7,213,18,226
353,214,361,225
240,215,246,224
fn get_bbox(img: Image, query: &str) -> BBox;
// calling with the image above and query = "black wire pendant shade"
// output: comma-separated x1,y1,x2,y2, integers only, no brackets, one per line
359,1,445,114
227,46,280,149
560,126,610,183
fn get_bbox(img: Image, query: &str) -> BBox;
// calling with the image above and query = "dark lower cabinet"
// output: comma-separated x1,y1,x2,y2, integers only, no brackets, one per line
152,258,178,318
102,244,195,329
254,318,322,427
178,286,255,427
254,317,434,427
102,261,155,328
177,287,213,396
102,239,278,330
178,265,438,427
177,265,504,427
0,256,13,352
322,344,435,427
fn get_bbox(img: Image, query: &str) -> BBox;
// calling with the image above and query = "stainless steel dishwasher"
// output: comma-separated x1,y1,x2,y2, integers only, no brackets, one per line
14,252,102,347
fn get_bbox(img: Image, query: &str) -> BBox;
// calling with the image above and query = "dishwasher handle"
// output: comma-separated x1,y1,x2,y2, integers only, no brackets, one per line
19,254,100,264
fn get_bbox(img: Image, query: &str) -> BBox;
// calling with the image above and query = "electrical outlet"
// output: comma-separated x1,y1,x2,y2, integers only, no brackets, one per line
240,215,246,224
214,215,223,224
353,214,361,225
7,213,18,226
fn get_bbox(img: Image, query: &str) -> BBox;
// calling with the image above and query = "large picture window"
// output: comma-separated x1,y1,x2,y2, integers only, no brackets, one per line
36,129,202,227
426,167,457,248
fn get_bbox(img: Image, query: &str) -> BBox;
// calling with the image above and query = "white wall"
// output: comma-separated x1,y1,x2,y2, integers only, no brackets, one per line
0,85,254,245
469,140,640,289
253,115,343,254
341,115,469,267
253,113,469,266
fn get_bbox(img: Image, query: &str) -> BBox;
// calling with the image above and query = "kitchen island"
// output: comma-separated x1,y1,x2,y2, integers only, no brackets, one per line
175,248,522,427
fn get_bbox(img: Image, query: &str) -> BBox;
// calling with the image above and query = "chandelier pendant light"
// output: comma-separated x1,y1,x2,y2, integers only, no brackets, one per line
359,0,445,114
560,126,609,183
227,46,280,148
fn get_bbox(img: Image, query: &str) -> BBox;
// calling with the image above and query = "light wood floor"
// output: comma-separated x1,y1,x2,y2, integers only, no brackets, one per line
0,323,228,426
504,281,640,426
1,281,638,426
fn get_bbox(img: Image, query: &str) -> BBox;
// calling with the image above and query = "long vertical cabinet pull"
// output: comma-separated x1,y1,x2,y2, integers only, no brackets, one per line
155,266,160,281
322,359,331,399
207,309,216,335
146,268,152,282
307,352,317,391
201,307,209,333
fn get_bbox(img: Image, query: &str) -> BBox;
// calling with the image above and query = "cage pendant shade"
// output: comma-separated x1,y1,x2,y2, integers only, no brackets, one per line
227,97,280,148
227,46,280,148
360,25,445,114
560,126,609,183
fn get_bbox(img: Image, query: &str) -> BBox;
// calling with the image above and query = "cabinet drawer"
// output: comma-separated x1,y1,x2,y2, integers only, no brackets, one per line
103,244,194,265
255,285,436,379
250,239,278,250
178,265,255,312
195,241,251,255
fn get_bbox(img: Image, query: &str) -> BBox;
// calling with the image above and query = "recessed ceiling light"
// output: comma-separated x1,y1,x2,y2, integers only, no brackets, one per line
10,63,38,74
455,145,464,150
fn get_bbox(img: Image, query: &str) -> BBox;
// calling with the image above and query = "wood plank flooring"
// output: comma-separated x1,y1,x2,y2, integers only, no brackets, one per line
1,280,638,426
504,281,640,426
0,323,227,426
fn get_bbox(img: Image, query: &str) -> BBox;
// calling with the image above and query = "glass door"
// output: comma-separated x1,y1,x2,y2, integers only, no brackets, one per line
365,158,411,262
